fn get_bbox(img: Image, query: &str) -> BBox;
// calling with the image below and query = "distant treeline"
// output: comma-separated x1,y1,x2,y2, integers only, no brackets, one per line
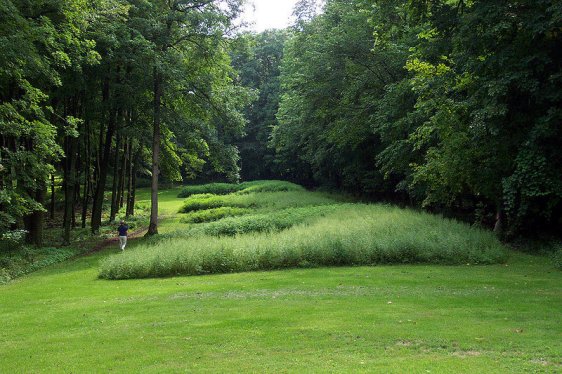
232,0,562,237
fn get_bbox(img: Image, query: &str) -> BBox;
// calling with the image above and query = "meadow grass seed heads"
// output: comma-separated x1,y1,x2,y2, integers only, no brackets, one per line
101,188,508,279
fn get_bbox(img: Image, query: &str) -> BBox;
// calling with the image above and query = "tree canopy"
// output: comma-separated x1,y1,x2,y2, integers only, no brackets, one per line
1,0,251,242
1,0,560,244
241,0,561,236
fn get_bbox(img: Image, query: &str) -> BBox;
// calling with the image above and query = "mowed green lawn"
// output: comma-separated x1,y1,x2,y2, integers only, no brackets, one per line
0,186,560,373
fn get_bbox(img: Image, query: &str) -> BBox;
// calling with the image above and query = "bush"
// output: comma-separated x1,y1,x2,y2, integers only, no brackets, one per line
552,248,562,270
99,205,508,279
180,207,251,224
0,230,28,253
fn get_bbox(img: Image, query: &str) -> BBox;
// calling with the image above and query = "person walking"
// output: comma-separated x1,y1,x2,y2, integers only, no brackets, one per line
117,220,129,251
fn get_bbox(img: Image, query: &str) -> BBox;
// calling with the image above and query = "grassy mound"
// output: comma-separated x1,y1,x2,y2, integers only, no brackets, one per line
178,191,341,213
177,205,342,237
179,207,251,224
178,180,304,198
99,205,507,279
235,180,305,194
177,183,241,198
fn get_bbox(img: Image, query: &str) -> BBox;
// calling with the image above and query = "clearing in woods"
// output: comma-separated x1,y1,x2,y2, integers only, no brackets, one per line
0,183,560,372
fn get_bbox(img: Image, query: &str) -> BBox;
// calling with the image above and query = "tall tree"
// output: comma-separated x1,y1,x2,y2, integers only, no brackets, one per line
127,0,246,235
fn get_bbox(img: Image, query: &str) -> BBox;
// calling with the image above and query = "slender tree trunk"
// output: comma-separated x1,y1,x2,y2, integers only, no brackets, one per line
81,121,91,228
50,173,56,220
91,110,117,234
94,122,104,187
126,149,138,218
147,68,162,236
125,158,133,218
29,181,46,246
109,132,121,222
117,139,128,210
72,177,80,229
493,202,504,238
81,175,90,228
63,136,78,244
62,137,68,229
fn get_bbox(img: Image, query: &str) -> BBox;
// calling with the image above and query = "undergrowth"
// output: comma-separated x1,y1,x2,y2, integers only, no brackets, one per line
1,246,79,284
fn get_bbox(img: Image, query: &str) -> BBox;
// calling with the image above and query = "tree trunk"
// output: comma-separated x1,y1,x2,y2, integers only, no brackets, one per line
126,149,138,218
493,202,504,237
81,174,90,228
50,173,56,220
63,136,78,244
118,139,129,209
81,121,91,229
72,177,80,229
147,68,162,236
91,110,117,234
28,180,46,246
109,132,122,222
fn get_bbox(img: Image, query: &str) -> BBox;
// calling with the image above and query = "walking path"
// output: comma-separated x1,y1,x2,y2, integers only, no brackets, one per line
84,226,148,256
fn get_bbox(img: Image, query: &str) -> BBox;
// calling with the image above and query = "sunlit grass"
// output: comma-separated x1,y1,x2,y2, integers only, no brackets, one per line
178,190,344,213
176,205,343,237
1,182,559,373
179,207,251,224
177,180,304,198
100,205,507,279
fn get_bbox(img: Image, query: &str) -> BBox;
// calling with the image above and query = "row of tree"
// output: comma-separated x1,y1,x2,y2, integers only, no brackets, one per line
234,0,561,236
2,0,560,244
0,0,251,244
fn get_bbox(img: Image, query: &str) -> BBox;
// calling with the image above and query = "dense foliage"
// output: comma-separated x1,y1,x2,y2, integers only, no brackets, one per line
0,0,249,244
1,0,560,253
230,30,288,180
234,0,562,236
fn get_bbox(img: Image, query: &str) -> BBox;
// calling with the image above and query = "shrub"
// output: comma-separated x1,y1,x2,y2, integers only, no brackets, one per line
0,230,28,253
99,205,508,279
180,207,251,224
553,248,562,270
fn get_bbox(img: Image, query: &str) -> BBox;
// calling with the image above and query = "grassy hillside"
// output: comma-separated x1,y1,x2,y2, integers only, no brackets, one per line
0,182,560,372
1,249,560,373
101,182,506,279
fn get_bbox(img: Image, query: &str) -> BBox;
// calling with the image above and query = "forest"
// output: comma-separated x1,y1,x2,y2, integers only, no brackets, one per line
1,0,561,372
1,0,560,250
235,0,562,238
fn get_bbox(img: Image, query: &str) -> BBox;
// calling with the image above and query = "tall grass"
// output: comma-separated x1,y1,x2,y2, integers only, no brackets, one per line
235,180,305,194
177,205,343,237
178,191,343,213
177,180,304,198
99,205,507,279
179,207,251,224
